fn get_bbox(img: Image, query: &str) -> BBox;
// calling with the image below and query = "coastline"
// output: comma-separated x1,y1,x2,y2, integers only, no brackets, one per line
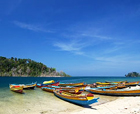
70,96,140,114
1,77,140,114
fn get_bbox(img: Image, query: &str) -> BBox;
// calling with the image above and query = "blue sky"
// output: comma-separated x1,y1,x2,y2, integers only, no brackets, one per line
0,0,140,76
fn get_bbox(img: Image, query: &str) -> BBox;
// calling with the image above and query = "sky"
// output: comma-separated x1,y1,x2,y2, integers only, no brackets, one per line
0,0,140,76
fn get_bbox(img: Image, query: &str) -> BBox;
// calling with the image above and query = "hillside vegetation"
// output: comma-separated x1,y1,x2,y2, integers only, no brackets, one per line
125,72,140,77
0,56,70,77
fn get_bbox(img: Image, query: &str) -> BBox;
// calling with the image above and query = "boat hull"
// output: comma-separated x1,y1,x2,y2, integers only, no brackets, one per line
88,89,140,96
9,85,24,94
54,90,99,106
36,81,60,88
59,82,84,87
23,83,36,89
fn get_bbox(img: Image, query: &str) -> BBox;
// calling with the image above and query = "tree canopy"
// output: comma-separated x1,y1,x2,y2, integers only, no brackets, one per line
125,72,140,77
0,56,70,77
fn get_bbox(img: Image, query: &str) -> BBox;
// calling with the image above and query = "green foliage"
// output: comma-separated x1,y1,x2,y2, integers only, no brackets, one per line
0,56,70,77
125,72,140,77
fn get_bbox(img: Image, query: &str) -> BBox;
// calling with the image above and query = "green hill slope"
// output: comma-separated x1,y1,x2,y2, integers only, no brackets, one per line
0,56,70,77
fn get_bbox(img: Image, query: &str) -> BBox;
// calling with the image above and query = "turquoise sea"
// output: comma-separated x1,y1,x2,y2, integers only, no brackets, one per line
0,76,140,114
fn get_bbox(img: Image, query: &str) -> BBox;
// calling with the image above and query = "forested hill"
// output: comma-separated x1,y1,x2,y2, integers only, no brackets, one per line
125,72,140,77
0,56,70,77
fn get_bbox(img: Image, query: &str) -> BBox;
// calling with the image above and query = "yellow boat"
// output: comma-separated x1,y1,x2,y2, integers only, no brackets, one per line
88,87,140,96
43,80,55,84
96,81,122,85
9,85,24,94
96,82,112,85
59,82,84,86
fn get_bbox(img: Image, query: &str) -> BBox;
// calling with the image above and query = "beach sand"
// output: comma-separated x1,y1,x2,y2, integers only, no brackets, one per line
70,96,140,114
1,87,140,114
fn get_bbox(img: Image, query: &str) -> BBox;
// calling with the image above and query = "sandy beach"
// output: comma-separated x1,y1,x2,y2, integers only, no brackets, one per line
1,77,140,114
1,88,140,114
70,96,140,114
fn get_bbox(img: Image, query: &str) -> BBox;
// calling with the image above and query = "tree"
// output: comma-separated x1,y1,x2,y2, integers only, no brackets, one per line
125,72,140,77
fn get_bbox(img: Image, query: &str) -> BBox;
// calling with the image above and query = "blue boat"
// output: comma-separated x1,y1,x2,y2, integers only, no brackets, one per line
54,89,99,106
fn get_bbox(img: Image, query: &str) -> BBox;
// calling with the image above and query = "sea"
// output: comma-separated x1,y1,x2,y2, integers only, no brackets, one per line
0,76,140,114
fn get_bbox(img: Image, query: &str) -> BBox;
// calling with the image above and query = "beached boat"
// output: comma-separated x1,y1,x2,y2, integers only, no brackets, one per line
50,85,88,91
116,84,126,89
22,82,36,89
43,80,55,84
42,87,55,93
36,81,60,88
105,80,127,84
9,85,24,94
42,86,82,94
96,82,117,85
59,82,84,86
54,89,99,106
88,87,140,96
10,82,37,90
125,81,139,86
96,85,116,89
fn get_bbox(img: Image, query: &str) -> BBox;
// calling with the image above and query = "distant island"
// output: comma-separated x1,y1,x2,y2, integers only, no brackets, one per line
0,56,70,77
125,72,140,77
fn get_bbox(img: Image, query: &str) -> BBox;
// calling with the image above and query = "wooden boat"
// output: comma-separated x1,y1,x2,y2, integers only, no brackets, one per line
22,82,36,89
125,81,139,86
96,85,116,89
59,82,84,86
43,80,55,84
88,87,140,96
116,84,126,89
36,81,60,88
42,87,55,93
96,82,117,85
10,82,37,90
54,89,99,106
42,86,83,94
50,85,88,91
9,85,24,94
62,89,83,94
105,80,127,84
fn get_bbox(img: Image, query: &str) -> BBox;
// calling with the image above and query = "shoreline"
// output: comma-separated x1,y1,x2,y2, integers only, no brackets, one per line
70,96,140,114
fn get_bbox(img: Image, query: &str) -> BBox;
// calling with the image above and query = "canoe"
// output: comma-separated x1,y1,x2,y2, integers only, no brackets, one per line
36,81,60,88
125,81,139,86
54,89,99,106
9,85,24,94
22,82,36,89
116,84,126,89
10,82,37,90
59,82,84,86
50,85,87,91
43,80,55,84
96,85,116,89
105,81,127,84
42,86,83,94
88,87,140,96
42,87,54,93
96,82,117,85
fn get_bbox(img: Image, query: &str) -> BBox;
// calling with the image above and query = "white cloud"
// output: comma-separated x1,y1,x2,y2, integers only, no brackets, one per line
54,42,80,51
81,33,112,40
54,41,88,55
13,21,53,33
